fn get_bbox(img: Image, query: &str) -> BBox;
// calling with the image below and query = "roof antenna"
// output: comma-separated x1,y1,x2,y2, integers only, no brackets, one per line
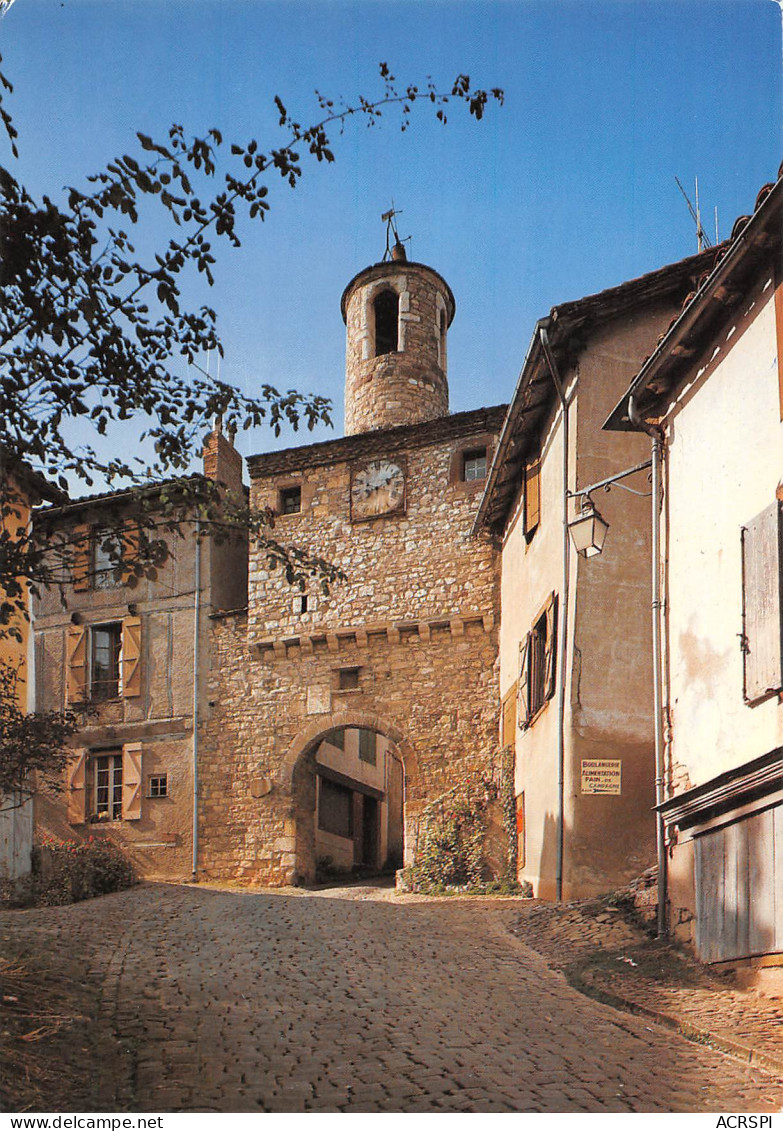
675,176,713,252
381,204,411,261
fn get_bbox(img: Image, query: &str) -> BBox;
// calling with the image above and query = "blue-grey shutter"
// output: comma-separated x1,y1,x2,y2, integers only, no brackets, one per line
741,501,783,704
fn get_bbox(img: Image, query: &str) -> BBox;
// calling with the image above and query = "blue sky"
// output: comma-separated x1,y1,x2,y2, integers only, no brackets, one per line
2,0,781,479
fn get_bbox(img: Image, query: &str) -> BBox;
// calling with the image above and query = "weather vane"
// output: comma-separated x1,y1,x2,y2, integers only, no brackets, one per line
381,205,411,260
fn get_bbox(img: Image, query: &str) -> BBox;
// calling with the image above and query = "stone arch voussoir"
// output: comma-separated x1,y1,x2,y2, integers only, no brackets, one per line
276,709,418,795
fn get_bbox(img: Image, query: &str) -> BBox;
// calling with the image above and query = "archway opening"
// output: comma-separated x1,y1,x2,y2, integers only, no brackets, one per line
313,726,404,881
373,290,399,356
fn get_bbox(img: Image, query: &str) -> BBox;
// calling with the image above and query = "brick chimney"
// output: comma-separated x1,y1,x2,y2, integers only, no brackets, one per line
202,418,244,495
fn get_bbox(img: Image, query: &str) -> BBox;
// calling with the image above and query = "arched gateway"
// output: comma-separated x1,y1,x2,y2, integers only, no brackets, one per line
279,711,419,884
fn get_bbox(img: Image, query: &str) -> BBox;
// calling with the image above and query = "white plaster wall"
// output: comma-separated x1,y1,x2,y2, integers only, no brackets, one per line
664,279,783,791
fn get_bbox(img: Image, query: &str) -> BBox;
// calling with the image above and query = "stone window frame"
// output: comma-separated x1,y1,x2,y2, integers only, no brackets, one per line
448,433,496,493
278,484,302,516
358,277,411,361
335,666,361,693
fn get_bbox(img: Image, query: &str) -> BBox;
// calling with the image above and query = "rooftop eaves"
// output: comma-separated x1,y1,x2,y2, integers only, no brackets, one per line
605,163,783,432
474,245,720,538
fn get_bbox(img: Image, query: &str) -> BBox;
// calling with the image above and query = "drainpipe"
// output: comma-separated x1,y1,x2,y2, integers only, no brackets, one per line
628,396,667,938
539,327,569,903
192,520,202,881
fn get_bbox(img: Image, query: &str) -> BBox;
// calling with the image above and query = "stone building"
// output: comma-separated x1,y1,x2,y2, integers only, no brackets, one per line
607,167,783,977
33,431,247,880
198,244,507,885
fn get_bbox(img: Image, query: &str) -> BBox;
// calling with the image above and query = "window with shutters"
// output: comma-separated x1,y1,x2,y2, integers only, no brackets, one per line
90,623,122,700
93,751,123,820
66,616,142,705
518,593,558,729
67,743,143,824
72,520,139,591
741,501,783,705
523,453,541,542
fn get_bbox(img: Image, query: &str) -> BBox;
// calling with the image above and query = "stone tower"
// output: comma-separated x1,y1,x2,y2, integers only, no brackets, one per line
341,241,455,435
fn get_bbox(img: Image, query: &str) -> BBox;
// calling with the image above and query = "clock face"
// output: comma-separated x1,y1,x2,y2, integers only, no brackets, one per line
351,458,406,521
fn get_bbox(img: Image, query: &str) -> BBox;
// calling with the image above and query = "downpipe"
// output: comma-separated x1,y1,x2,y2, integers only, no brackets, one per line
628,396,667,938
192,520,201,882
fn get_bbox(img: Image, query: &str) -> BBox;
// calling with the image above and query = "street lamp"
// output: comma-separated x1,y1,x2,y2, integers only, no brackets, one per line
568,496,609,558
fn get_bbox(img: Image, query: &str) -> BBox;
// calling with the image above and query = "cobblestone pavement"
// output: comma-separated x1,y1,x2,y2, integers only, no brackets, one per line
3,882,783,1113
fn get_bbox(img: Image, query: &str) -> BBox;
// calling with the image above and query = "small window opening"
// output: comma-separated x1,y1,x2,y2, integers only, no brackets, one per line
148,774,168,798
339,667,360,690
439,308,447,366
374,290,399,356
358,728,377,765
279,486,301,515
462,449,487,482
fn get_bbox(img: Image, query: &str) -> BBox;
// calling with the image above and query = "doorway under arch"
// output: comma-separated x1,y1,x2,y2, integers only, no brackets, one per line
280,712,417,885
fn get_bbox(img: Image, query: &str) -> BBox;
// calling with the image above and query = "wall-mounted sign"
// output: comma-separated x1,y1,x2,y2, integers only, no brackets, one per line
581,759,622,795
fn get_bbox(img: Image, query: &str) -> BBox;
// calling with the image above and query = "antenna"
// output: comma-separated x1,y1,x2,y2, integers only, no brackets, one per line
675,176,713,252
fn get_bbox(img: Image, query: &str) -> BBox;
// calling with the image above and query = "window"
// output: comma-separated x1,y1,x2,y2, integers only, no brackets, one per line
325,728,345,752
90,623,122,701
92,528,122,589
339,667,360,690
518,594,558,728
67,744,142,824
741,500,783,703
318,777,353,838
374,290,399,355
523,453,541,540
93,751,123,820
148,774,168,798
358,729,377,766
66,617,141,706
279,486,301,515
462,449,487,482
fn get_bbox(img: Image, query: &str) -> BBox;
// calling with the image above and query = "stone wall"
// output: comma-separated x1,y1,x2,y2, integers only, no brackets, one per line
342,261,453,434
198,407,507,884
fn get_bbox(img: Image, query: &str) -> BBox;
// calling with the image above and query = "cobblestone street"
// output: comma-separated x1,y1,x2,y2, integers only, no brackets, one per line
3,882,783,1113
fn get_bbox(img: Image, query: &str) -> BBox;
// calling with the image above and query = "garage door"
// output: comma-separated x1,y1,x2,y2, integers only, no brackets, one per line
694,803,783,963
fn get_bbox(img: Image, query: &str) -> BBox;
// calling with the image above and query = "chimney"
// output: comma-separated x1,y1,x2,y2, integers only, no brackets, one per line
202,418,244,495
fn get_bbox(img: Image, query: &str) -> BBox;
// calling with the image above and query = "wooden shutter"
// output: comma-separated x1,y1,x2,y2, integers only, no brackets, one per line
121,616,142,698
65,625,88,705
517,635,530,729
66,750,88,824
544,593,559,702
741,502,783,703
524,455,541,536
122,743,143,820
72,524,91,592
501,681,518,747
121,520,140,585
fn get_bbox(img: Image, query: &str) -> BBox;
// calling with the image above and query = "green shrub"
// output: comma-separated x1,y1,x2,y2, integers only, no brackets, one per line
31,835,136,905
